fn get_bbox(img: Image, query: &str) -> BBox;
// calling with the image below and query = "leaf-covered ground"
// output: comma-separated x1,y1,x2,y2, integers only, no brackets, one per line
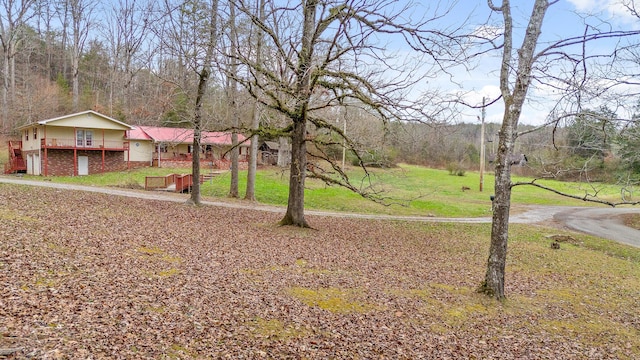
622,213,640,231
1,184,639,359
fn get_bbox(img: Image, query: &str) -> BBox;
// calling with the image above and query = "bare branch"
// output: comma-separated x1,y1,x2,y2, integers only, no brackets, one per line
512,180,640,207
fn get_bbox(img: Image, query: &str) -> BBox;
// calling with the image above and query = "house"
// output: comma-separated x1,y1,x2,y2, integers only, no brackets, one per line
259,141,281,165
5,111,251,176
9,111,134,176
258,139,291,167
126,126,250,169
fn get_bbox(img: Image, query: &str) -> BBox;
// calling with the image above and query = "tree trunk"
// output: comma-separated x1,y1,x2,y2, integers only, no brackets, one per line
189,0,219,205
279,119,308,227
228,1,239,198
245,0,265,201
480,0,550,299
189,67,211,205
245,124,259,200
229,132,239,197
277,136,289,167
2,53,8,132
480,119,515,299
9,52,15,100
72,50,79,111
278,0,316,227
1,30,14,131
190,114,202,205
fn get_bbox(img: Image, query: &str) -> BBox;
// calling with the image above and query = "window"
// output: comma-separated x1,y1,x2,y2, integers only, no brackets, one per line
76,130,84,146
76,130,94,147
25,130,28,141
33,127,38,140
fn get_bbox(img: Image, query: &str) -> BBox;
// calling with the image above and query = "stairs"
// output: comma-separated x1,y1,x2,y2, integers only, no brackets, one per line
202,170,227,182
4,141,26,174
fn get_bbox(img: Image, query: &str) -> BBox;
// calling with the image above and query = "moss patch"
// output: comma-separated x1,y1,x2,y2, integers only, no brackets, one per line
251,317,310,340
287,287,379,314
0,208,37,222
136,246,183,278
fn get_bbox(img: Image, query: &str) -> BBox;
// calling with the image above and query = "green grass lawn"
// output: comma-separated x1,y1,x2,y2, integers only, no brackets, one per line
13,163,630,217
199,164,624,217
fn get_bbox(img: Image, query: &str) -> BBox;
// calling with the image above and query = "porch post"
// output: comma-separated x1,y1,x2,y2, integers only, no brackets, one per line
102,129,105,173
43,126,48,176
73,127,78,176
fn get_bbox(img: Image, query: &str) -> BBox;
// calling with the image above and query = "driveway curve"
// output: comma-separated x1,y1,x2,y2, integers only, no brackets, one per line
1,176,639,247
554,207,640,248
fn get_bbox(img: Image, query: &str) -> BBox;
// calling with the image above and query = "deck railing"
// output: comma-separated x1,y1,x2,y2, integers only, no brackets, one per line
144,174,177,190
144,173,205,192
41,138,129,150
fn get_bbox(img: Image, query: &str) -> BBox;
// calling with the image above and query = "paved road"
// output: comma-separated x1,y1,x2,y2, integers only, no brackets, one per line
554,207,640,248
2,176,639,247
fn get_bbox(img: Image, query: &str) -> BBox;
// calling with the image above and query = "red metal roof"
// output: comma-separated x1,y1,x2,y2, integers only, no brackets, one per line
127,126,247,145
127,127,153,140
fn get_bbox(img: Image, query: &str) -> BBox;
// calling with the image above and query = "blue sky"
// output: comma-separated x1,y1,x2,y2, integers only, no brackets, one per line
425,0,640,126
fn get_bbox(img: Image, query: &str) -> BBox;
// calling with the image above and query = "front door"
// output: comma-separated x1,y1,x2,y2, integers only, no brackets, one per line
33,154,41,175
26,154,33,175
78,156,89,176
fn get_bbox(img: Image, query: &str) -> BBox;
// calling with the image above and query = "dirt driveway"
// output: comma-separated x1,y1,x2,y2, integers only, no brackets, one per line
1,176,639,247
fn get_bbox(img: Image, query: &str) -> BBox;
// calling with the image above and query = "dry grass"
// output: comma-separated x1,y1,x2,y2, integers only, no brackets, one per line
1,184,638,359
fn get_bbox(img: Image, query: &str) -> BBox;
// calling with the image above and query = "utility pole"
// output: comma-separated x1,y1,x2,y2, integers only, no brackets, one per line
341,111,346,169
479,97,486,192
336,106,346,169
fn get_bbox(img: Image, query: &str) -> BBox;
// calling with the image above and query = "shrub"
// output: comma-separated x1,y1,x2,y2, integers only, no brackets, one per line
447,162,466,176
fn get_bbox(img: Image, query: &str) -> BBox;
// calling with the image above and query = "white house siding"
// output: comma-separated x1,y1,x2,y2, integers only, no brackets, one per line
21,125,42,152
126,140,154,163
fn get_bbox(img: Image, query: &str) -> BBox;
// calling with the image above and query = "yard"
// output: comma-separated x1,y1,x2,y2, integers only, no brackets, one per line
18,163,633,218
1,184,639,358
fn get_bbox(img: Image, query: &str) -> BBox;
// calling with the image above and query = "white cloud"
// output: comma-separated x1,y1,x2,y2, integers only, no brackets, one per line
567,0,638,24
567,0,603,11
462,85,502,108
472,25,503,39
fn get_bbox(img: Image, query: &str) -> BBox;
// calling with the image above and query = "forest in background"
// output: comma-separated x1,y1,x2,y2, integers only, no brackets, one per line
1,0,639,185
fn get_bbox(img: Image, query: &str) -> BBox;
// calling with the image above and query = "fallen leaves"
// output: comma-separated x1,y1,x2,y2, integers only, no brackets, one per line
0,184,638,359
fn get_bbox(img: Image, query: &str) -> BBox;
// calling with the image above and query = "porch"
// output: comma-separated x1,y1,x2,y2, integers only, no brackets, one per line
41,137,130,151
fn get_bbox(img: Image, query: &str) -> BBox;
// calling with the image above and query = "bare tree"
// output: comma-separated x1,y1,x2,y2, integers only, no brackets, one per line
66,0,97,112
155,0,220,205
227,0,240,198
0,0,36,131
190,0,218,205
479,0,640,299
103,0,154,116
244,0,265,201
229,0,465,227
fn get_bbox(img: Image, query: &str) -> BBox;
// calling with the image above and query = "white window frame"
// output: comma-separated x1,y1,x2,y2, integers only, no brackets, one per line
76,129,94,147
